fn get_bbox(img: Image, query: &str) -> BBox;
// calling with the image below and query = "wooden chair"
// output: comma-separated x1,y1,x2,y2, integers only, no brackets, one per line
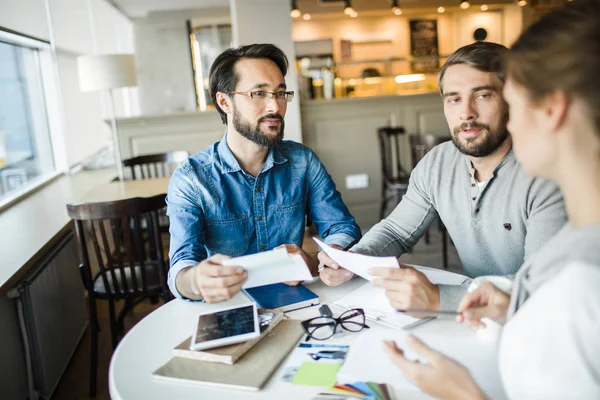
409,134,452,269
122,151,188,234
66,194,172,397
122,151,189,180
377,127,411,220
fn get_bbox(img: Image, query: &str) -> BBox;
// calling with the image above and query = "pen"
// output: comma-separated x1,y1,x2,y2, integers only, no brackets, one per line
398,309,460,319
402,316,436,330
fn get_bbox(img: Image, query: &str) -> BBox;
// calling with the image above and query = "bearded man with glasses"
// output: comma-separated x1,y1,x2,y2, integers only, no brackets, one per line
167,43,361,303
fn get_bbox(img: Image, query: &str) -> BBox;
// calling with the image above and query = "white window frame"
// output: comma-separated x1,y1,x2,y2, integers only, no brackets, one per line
0,29,67,211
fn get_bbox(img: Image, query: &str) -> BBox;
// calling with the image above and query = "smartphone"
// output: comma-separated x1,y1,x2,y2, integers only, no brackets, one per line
190,303,260,351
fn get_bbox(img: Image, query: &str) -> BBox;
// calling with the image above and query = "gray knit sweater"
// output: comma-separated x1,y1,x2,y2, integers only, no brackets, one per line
351,142,567,309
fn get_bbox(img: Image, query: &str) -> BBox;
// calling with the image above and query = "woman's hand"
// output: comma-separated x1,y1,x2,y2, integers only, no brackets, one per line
457,282,511,328
383,336,487,400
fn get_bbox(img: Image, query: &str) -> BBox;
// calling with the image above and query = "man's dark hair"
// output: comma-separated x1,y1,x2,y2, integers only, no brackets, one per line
438,41,508,95
209,43,289,125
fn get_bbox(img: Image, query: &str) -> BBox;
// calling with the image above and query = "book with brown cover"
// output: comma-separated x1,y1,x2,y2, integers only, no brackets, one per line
153,319,303,391
172,312,284,365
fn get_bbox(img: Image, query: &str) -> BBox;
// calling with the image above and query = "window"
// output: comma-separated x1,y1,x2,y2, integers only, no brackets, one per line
0,33,56,207
188,23,232,111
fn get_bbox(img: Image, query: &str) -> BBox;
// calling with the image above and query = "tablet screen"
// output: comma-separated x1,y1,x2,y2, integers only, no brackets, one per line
193,305,256,344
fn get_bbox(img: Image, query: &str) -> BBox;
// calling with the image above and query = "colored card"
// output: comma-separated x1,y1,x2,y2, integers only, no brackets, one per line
366,382,385,399
350,382,381,399
292,362,341,387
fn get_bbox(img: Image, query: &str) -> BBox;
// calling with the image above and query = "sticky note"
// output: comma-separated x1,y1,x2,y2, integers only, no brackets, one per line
292,362,341,387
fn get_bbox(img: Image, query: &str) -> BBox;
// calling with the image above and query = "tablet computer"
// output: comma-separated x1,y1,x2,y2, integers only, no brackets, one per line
190,303,260,351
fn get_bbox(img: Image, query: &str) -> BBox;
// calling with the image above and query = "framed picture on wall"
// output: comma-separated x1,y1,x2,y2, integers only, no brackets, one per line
409,19,439,73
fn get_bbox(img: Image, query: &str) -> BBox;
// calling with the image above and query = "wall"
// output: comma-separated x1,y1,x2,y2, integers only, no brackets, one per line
133,7,230,115
302,93,446,228
47,0,137,168
0,296,28,400
230,0,303,144
0,0,50,41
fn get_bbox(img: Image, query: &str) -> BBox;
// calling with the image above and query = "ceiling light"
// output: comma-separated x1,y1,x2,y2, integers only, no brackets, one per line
391,0,402,15
517,0,527,6
350,11,358,18
481,4,488,11
395,74,426,84
344,0,355,16
290,0,301,18
437,6,445,13
302,13,311,20
460,0,471,9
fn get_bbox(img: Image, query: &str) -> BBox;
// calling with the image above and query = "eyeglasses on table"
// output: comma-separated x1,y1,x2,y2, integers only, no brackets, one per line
301,308,369,341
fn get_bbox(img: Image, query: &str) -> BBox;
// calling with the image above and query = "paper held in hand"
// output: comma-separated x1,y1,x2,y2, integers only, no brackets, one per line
222,248,312,288
312,237,399,280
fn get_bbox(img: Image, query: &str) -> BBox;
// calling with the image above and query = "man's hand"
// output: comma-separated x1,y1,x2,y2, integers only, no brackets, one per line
175,254,247,303
383,336,487,400
457,282,511,328
370,266,440,311
318,246,354,287
276,244,316,285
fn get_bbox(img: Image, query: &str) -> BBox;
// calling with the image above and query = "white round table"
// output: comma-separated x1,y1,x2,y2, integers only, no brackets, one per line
109,277,487,400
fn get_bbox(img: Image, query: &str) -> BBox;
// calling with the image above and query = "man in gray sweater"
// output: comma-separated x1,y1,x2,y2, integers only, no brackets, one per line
318,42,567,311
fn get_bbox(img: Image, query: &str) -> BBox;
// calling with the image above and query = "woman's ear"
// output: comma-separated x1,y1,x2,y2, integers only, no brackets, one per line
542,91,569,134
215,92,232,115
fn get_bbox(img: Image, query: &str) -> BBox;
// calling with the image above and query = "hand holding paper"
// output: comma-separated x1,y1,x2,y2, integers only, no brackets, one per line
313,237,399,281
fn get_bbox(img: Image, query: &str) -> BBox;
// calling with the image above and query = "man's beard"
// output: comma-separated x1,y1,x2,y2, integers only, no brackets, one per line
232,108,284,148
451,120,509,158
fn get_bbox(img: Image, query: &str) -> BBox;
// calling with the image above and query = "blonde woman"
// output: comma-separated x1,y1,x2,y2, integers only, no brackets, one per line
384,0,600,399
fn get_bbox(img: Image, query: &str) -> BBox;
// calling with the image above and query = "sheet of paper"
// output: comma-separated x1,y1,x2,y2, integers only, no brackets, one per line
222,249,312,288
313,238,399,281
337,329,507,399
331,282,420,329
407,264,469,286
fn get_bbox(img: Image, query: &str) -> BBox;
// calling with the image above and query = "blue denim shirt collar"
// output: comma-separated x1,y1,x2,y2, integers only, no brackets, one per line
217,132,288,174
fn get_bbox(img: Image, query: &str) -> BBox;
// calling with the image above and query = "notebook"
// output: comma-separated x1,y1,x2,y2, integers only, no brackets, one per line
243,283,320,312
331,265,468,330
171,312,284,364
153,319,304,391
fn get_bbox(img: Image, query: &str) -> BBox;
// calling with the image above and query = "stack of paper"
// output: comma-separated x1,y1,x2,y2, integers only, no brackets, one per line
222,248,312,288
313,382,393,400
337,329,507,399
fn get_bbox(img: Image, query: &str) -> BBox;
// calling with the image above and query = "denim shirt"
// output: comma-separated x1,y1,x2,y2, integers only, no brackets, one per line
166,134,361,299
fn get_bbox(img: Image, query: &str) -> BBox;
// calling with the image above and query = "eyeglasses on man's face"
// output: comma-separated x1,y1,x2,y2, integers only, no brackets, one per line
301,308,369,341
228,90,295,103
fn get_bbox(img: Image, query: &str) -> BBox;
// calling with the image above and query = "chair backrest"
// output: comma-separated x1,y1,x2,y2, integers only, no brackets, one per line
122,151,189,180
66,194,169,299
377,126,409,182
409,134,452,169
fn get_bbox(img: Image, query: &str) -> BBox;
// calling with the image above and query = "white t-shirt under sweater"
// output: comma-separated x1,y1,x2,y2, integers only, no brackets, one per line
499,262,600,399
